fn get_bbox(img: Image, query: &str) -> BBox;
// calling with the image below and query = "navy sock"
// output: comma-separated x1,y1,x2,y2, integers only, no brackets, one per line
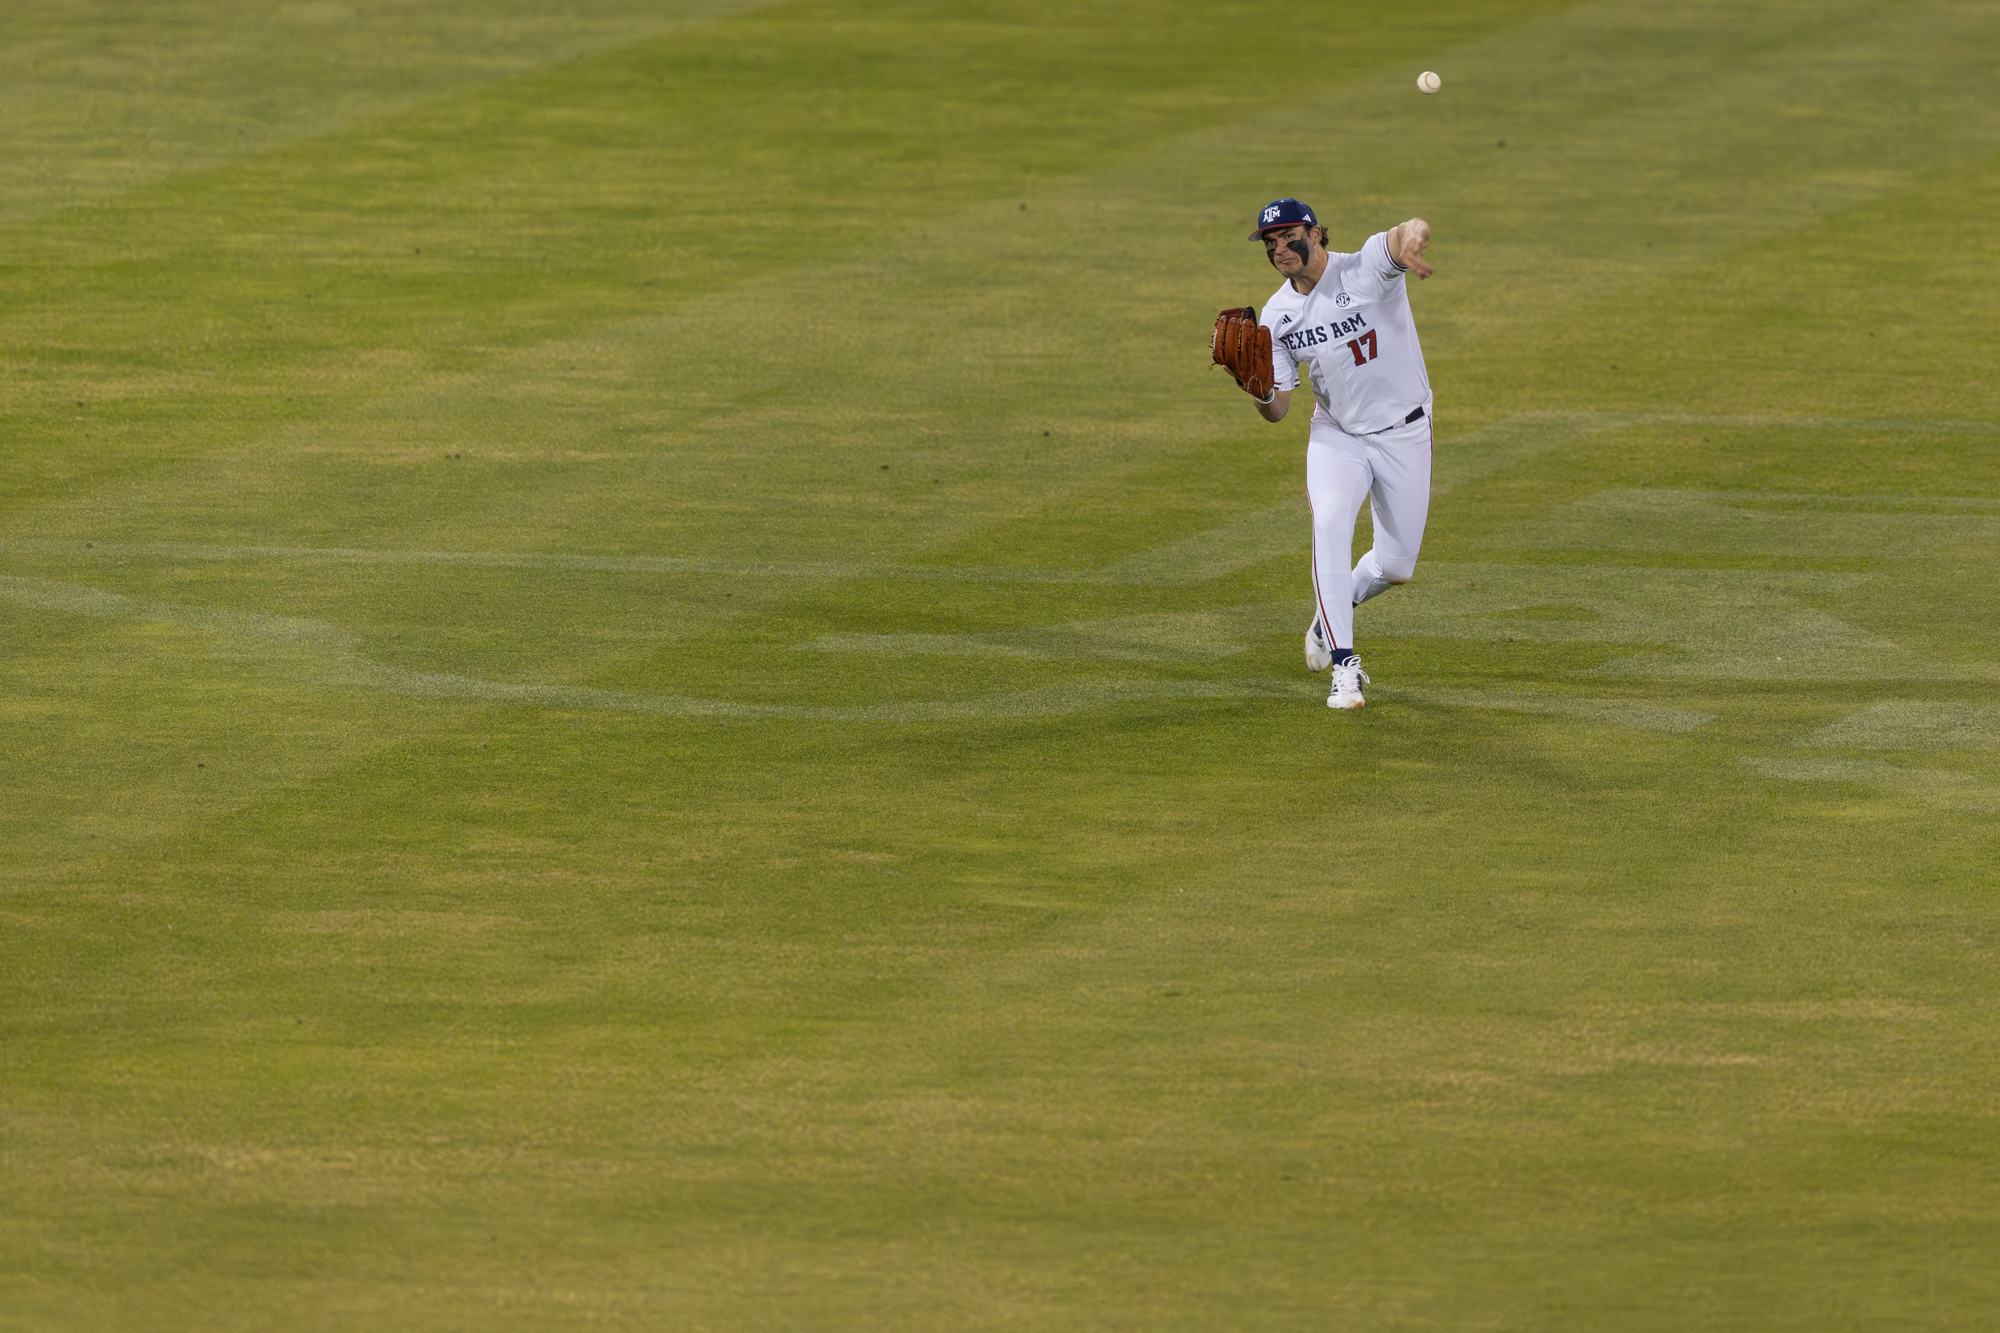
1330,648,1357,667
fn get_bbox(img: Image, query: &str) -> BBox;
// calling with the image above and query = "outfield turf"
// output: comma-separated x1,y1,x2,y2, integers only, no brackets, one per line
3,0,1999,1327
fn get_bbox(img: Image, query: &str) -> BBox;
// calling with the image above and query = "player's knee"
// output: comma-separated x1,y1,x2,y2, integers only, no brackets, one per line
1381,557,1417,585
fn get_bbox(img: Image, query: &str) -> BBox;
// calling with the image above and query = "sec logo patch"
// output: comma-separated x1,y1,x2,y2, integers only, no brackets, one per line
1334,292,1353,307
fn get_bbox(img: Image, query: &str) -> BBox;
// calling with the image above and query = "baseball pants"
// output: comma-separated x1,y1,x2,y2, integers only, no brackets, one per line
1307,410,1433,652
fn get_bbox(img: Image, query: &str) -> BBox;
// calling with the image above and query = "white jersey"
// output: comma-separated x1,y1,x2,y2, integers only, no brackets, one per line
1262,232,1431,436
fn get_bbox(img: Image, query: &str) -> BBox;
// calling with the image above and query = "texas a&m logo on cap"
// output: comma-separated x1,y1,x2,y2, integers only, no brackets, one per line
1250,197,1318,238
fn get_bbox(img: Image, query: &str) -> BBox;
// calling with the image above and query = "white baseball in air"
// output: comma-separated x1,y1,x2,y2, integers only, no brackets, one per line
1417,70,1441,95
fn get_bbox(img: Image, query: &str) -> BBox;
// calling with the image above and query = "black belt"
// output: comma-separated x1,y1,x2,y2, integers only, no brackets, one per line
1362,405,1425,434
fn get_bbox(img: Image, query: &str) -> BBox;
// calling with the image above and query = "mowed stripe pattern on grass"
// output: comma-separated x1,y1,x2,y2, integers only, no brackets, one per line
3,1,1999,1330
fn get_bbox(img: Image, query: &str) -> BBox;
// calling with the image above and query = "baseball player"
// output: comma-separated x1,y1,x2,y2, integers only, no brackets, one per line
1219,197,1435,710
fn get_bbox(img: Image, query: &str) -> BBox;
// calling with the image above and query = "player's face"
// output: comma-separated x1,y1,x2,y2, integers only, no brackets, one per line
1262,224,1315,275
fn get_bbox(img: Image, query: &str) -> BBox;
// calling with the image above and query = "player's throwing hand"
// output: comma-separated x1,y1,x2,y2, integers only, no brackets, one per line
1389,218,1433,279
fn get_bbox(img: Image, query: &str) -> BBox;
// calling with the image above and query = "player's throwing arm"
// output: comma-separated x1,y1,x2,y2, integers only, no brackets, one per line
1212,198,1438,711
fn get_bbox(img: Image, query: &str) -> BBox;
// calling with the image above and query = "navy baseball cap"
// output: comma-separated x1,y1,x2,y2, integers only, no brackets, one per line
1250,197,1318,239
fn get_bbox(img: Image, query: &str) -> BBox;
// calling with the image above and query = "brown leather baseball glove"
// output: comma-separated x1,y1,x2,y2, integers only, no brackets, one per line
1211,306,1275,402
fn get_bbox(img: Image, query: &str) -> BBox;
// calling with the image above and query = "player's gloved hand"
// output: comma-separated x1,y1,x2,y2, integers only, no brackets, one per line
1212,306,1276,402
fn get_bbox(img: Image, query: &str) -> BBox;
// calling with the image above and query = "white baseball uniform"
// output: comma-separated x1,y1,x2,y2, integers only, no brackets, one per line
1262,231,1433,656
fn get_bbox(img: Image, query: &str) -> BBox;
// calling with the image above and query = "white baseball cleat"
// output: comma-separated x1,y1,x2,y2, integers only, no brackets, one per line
1327,655,1370,710
1304,618,1334,672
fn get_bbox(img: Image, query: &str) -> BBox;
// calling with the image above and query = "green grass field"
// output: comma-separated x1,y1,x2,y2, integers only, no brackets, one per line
4,0,1999,1327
